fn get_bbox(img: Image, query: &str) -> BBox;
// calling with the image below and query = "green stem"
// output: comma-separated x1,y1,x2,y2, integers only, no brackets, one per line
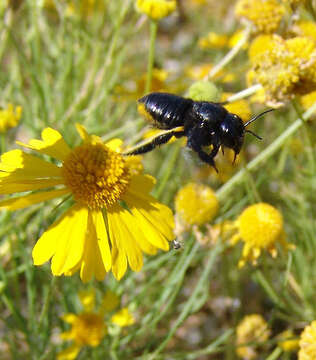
306,0,316,21
145,20,158,94
148,243,224,359
226,84,262,103
265,347,283,360
216,101,316,201
0,134,6,153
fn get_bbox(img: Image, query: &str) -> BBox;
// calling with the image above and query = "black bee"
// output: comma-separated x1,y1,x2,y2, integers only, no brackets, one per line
125,92,273,171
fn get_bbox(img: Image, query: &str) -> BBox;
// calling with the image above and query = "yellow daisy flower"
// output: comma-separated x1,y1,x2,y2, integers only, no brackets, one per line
236,314,271,359
0,104,22,134
174,182,219,228
299,321,316,360
0,124,174,281
136,0,177,21
230,203,294,268
59,289,134,360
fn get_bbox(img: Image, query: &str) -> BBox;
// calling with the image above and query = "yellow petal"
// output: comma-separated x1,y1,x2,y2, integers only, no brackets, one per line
0,188,70,210
50,205,88,276
107,207,127,280
75,123,89,141
32,205,88,277
32,205,78,265
124,193,174,250
16,127,71,161
110,243,127,281
111,308,135,327
79,212,107,282
127,174,156,195
0,178,64,195
57,344,81,360
0,149,62,178
79,289,95,312
105,139,123,152
61,313,77,324
107,204,143,273
91,211,111,272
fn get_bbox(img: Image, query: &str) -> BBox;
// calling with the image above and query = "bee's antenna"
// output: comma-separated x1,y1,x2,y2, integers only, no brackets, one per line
245,129,262,140
244,109,274,128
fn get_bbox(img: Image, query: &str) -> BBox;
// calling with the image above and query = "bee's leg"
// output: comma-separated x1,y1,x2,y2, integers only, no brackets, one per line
188,136,220,172
125,130,185,156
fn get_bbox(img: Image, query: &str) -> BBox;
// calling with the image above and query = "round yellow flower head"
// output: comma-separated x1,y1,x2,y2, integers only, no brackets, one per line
175,183,219,227
136,0,176,20
198,32,228,50
291,21,316,43
231,203,294,268
235,0,285,34
247,35,316,106
248,35,275,63
0,104,22,134
299,321,316,360
236,314,271,359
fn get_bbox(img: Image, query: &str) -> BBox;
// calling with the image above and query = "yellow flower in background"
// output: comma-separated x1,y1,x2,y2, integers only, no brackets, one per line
0,124,174,281
0,104,22,134
235,0,285,34
247,35,316,106
228,29,248,49
66,0,106,18
300,91,316,117
230,203,294,268
59,290,134,360
236,314,271,359
291,21,316,43
248,35,275,62
194,149,242,184
45,0,106,18
222,93,251,121
114,68,169,101
185,63,236,84
299,321,316,360
136,0,176,20
111,308,135,327
277,330,299,352
198,32,228,50
175,183,219,228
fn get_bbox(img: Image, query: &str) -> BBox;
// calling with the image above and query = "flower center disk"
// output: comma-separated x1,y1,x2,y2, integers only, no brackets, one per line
62,143,130,209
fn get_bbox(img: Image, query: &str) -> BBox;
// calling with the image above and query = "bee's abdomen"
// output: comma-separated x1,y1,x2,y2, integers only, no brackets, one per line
138,92,193,129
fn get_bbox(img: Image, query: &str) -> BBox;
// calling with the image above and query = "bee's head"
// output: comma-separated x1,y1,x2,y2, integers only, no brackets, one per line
219,113,245,155
219,109,273,158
